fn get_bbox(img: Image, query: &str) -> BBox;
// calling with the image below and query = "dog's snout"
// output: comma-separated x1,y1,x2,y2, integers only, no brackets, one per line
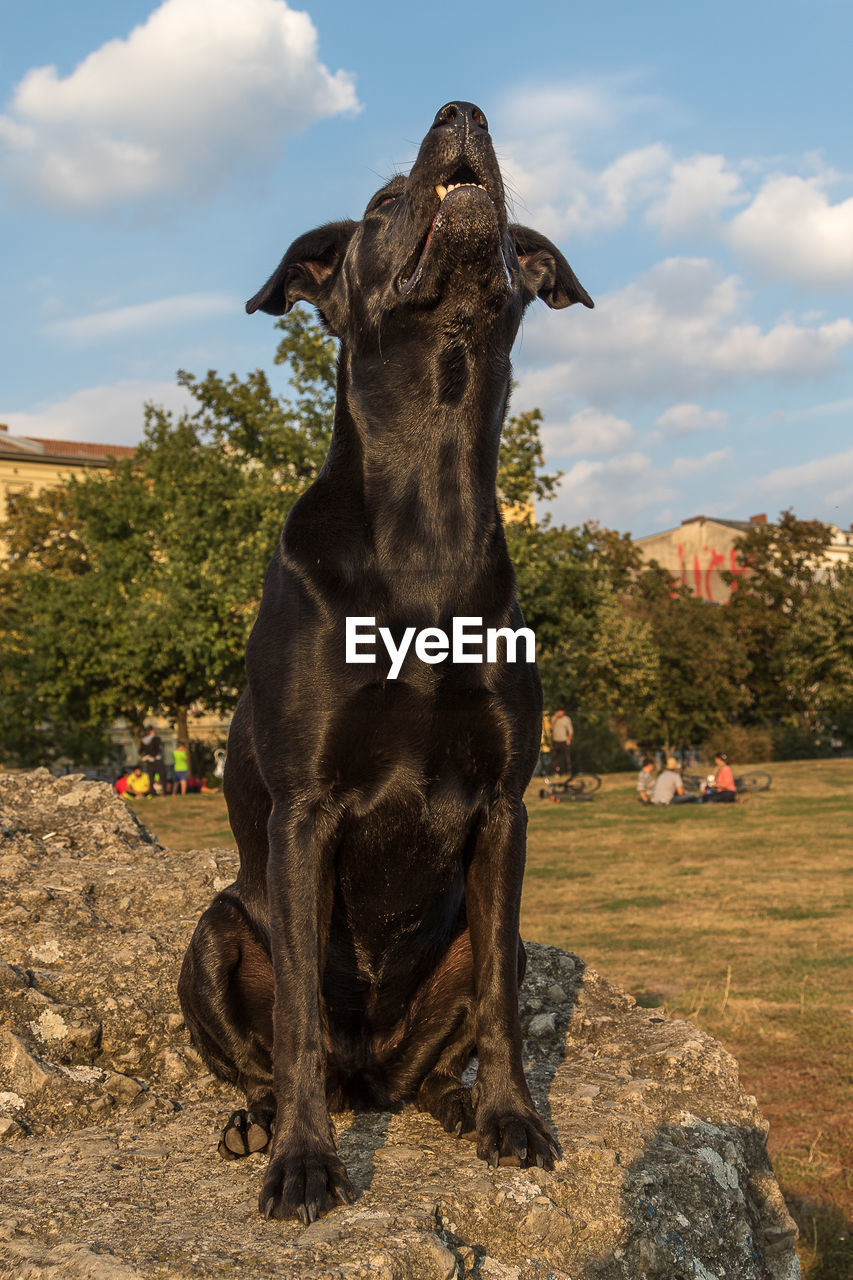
432,101,489,135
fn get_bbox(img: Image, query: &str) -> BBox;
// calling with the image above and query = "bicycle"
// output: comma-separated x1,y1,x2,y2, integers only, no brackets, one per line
535,755,602,803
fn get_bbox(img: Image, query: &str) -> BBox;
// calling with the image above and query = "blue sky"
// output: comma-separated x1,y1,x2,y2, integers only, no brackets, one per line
2,0,852,536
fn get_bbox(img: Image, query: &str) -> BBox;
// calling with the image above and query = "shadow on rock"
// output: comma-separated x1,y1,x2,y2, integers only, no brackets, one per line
334,1107,392,1198
615,1120,800,1279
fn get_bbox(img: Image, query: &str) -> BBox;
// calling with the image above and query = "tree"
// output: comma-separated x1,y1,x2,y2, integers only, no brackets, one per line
0,311,568,765
508,519,659,765
630,566,750,754
724,510,835,728
781,564,853,744
497,406,561,508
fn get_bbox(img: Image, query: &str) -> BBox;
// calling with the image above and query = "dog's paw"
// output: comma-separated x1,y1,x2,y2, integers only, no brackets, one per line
475,1106,561,1170
259,1150,355,1223
218,1109,273,1160
418,1077,476,1139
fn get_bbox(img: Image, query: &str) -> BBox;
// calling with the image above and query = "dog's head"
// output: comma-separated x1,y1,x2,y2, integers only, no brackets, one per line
247,102,593,346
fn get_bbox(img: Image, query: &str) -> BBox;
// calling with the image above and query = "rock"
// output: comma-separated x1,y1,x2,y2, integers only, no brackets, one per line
0,1029,54,1096
0,1116,27,1143
0,770,801,1279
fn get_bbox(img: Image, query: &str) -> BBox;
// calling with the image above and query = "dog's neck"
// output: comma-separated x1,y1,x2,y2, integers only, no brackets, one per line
330,342,512,581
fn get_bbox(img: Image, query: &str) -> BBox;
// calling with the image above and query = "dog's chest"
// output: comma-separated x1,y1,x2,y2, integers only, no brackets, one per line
319,677,513,811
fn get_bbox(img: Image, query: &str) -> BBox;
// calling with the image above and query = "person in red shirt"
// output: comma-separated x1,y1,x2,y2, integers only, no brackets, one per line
706,752,737,803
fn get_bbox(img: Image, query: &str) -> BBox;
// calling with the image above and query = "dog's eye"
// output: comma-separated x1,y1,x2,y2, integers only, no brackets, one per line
370,193,399,213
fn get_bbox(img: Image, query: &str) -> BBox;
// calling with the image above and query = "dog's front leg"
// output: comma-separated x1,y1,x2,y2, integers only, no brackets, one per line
466,798,561,1170
260,803,354,1222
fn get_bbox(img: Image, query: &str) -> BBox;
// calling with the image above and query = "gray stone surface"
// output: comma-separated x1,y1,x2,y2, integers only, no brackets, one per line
0,769,800,1279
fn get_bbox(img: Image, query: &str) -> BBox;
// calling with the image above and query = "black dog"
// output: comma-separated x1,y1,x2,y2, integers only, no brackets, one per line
178,102,592,1224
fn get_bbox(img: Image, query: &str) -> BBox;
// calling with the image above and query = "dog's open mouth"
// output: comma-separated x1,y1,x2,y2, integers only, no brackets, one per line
399,164,499,295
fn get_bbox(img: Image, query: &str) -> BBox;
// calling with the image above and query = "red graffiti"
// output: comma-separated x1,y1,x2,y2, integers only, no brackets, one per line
705,549,725,601
667,545,746,601
728,548,746,593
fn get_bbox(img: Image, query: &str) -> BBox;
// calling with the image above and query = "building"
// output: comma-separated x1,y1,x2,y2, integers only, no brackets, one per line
0,424,136,529
634,513,853,604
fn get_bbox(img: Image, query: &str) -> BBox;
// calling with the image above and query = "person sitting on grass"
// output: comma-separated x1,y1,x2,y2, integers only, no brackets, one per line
636,756,656,805
652,757,698,806
124,765,151,800
704,751,738,803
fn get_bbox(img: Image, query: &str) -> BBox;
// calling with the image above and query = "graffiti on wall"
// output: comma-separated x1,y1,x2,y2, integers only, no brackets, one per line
677,544,746,602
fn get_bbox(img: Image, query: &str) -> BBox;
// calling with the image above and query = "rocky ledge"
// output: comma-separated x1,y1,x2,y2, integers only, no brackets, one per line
0,770,799,1279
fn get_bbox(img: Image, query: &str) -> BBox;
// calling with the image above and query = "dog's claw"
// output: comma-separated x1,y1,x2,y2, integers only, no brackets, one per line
477,1106,560,1174
259,1149,354,1222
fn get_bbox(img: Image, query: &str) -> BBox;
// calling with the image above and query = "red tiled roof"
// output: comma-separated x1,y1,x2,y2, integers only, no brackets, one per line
28,436,136,460
0,434,136,462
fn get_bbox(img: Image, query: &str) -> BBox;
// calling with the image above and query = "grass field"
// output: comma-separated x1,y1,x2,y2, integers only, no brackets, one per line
139,758,853,1280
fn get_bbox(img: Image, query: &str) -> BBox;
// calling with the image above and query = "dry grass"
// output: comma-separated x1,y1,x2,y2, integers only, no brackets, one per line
141,757,853,1279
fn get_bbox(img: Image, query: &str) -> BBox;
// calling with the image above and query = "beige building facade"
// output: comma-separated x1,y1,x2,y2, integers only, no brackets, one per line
0,425,135,532
635,513,853,603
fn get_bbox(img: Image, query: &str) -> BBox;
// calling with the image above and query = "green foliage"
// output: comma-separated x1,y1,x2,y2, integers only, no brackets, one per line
725,510,836,726
1,312,850,770
630,566,750,753
509,519,658,743
0,313,340,766
701,724,774,766
497,407,561,507
780,564,853,741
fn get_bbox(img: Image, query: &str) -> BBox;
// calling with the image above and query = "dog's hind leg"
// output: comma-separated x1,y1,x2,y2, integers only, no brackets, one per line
178,894,276,1158
413,931,527,1139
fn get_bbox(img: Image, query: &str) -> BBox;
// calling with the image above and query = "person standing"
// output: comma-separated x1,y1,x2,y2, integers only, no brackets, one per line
172,741,190,797
139,725,164,798
550,709,573,776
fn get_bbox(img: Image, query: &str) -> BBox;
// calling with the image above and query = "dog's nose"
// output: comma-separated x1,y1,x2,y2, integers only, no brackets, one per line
431,102,489,135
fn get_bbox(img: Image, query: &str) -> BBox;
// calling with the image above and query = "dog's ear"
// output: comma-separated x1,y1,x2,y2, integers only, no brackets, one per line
510,225,594,310
246,220,358,317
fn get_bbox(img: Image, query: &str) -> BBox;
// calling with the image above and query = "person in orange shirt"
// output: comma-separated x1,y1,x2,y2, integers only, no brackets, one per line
706,751,737,803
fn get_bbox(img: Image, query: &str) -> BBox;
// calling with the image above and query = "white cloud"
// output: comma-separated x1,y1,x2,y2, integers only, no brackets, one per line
517,257,853,409
646,153,743,238
544,442,739,530
0,0,359,211
549,451,676,529
541,407,632,457
1,380,196,447
765,395,853,425
728,175,853,288
502,140,670,239
497,83,625,135
45,292,238,343
758,446,853,507
656,403,729,435
668,447,732,477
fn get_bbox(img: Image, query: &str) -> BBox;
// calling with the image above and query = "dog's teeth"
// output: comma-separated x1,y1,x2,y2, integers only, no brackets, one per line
435,181,487,204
